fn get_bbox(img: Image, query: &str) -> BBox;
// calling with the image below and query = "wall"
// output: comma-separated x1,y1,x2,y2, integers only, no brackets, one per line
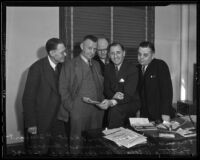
6,7,59,144
155,4,196,103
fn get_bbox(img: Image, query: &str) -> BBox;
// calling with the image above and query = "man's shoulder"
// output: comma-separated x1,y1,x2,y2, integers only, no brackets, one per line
62,56,81,69
105,62,114,69
29,57,47,68
123,61,138,71
152,58,168,67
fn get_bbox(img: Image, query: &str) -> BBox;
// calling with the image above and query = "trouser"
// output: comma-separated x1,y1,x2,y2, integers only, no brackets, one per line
107,108,126,129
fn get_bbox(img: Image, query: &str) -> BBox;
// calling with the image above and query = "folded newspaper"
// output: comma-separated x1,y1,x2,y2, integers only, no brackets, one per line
103,127,147,148
82,97,100,105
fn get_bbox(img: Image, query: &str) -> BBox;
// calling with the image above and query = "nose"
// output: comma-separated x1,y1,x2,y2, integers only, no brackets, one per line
139,54,144,60
92,49,96,54
113,53,118,59
64,52,67,56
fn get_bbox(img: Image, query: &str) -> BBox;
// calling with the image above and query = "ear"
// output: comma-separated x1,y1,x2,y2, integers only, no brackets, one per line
80,43,83,50
152,53,155,59
49,50,54,57
123,50,126,57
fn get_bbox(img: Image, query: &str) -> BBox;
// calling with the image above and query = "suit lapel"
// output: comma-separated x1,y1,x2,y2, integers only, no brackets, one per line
144,59,155,77
74,56,83,89
43,57,58,93
118,62,127,80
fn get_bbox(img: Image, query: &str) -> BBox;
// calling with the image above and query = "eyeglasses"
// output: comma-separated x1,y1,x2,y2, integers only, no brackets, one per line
97,49,107,53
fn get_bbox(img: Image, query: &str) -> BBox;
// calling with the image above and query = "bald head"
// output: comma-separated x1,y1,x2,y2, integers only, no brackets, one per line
97,38,109,60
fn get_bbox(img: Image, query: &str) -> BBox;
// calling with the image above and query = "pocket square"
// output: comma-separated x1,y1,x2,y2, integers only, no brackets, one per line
119,78,125,83
150,75,156,78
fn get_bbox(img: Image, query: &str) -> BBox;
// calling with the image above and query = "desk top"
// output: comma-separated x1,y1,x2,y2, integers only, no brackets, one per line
82,116,197,156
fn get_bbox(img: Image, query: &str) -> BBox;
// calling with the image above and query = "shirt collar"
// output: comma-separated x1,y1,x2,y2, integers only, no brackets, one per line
115,63,122,71
80,54,90,64
48,56,56,70
100,59,105,64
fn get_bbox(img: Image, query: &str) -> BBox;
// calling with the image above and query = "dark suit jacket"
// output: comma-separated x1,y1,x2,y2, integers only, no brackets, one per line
22,57,61,133
93,55,111,77
57,55,104,122
104,61,140,117
137,58,174,121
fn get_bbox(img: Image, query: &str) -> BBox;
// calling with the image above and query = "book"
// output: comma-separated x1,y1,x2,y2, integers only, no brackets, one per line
129,118,157,131
103,127,147,148
176,127,196,137
134,126,158,131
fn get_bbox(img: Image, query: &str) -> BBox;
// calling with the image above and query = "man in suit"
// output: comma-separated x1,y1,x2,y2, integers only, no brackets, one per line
137,41,174,124
93,37,111,128
93,37,110,76
22,38,67,155
102,42,140,128
57,35,106,154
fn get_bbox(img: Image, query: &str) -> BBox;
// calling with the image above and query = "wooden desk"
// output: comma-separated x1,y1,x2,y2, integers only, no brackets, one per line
82,117,197,156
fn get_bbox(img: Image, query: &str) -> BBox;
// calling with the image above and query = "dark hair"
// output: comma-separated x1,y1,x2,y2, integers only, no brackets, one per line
107,42,125,52
45,38,64,54
83,35,97,43
138,41,155,53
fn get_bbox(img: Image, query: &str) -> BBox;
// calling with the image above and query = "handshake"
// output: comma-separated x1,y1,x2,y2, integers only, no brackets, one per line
96,92,124,110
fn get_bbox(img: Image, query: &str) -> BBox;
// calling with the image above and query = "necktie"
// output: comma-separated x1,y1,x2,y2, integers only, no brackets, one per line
88,59,92,67
115,66,119,76
142,66,145,75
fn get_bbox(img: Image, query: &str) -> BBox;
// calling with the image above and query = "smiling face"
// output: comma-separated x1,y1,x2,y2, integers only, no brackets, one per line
80,39,97,60
137,47,154,66
109,44,125,66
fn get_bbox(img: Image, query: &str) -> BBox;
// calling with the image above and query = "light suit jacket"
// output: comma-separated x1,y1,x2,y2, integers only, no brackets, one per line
57,55,104,122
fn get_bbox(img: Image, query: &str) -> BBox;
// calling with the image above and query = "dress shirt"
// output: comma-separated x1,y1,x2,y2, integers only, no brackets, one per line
48,56,57,71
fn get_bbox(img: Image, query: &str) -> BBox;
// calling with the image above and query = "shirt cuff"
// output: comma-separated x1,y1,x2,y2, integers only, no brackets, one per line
110,99,117,107
162,114,170,122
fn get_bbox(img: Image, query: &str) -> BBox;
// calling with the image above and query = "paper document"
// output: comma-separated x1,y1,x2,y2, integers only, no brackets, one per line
129,118,154,126
82,97,100,105
102,127,124,135
103,127,147,148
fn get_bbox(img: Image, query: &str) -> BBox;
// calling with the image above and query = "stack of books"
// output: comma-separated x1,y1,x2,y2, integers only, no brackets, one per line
176,127,196,137
102,127,147,148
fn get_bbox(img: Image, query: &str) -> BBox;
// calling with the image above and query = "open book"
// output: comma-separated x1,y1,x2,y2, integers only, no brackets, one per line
103,127,147,148
129,118,157,131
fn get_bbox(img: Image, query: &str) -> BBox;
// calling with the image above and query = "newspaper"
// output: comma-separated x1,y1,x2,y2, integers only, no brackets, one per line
103,127,147,148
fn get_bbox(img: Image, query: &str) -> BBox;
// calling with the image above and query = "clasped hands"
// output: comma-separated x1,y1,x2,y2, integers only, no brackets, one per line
96,92,124,110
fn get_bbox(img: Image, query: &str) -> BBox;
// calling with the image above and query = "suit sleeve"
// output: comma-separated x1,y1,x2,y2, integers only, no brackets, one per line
158,61,173,115
93,62,105,101
104,66,115,99
22,64,40,128
117,66,138,105
59,61,73,111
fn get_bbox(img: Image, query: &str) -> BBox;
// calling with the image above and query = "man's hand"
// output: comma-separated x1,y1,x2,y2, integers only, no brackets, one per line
136,110,140,117
162,114,170,122
113,92,124,100
96,99,111,110
27,126,37,134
